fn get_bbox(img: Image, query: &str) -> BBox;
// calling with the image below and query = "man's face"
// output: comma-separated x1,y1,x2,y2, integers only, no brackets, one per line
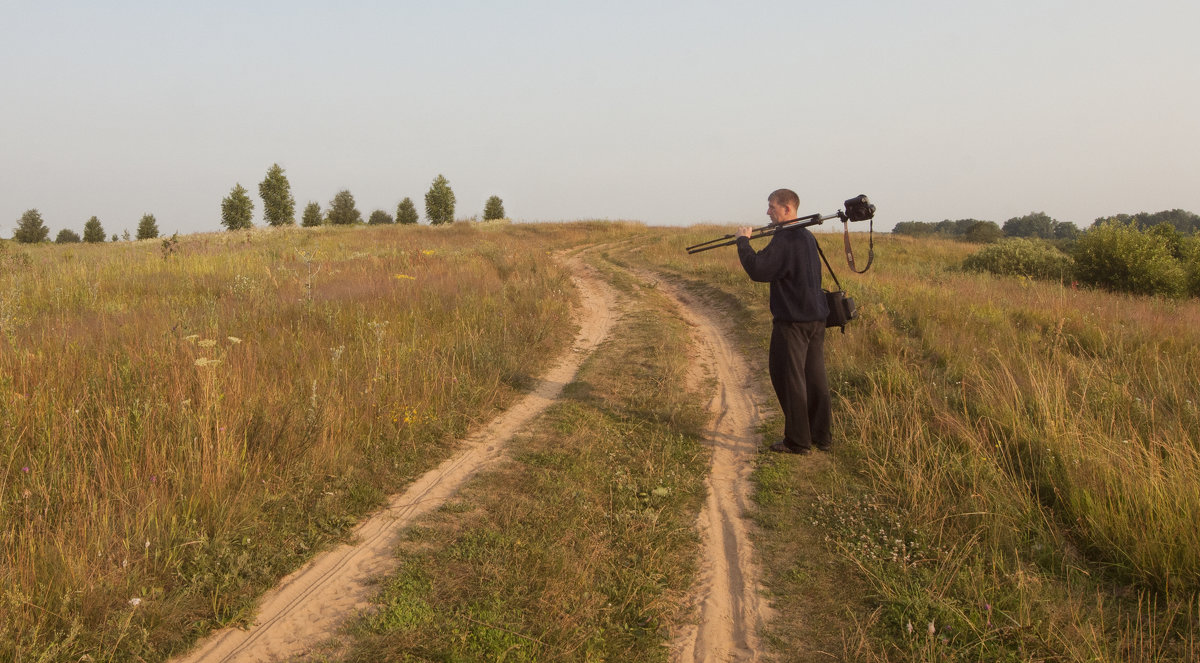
767,199,793,224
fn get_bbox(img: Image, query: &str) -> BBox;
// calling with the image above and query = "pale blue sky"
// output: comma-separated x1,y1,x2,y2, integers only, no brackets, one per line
2,1,1198,237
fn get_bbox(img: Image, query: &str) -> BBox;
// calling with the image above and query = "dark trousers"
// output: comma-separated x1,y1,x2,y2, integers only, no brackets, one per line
769,320,832,450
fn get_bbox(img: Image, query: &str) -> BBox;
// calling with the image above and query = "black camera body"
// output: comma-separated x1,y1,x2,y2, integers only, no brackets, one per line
843,195,875,222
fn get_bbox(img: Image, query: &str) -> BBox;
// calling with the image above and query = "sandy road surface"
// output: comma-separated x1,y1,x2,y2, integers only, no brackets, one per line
644,275,773,663
173,252,617,663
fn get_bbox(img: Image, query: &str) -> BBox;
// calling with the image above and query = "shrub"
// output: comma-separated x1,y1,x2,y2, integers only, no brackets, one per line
136,214,159,240
221,184,254,231
55,229,82,244
1073,221,1186,297
963,220,1002,243
367,210,394,225
301,202,323,227
396,197,419,225
962,238,1073,280
83,216,106,243
13,209,49,244
1181,236,1200,297
483,196,505,221
424,175,455,225
328,190,362,225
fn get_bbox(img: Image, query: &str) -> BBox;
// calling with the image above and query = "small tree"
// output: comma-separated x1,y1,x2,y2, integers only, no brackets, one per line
301,201,323,227
425,174,456,225
483,196,505,221
136,214,159,240
328,190,362,225
83,216,106,243
13,209,50,244
55,228,82,244
111,234,119,242
259,163,296,226
221,183,255,231
396,197,419,225
964,220,1003,244
368,209,394,225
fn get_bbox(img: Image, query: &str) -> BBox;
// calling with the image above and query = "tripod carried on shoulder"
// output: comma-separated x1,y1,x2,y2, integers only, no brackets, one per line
685,194,877,332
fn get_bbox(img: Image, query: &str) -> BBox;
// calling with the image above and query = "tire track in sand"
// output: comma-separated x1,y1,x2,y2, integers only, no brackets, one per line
173,252,616,663
641,273,772,663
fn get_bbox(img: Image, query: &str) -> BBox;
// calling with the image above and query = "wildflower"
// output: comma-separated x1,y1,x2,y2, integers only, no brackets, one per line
394,274,416,280
928,621,936,636
906,621,913,635
184,334,200,343
198,339,217,348
128,597,142,607
227,336,242,344
422,249,435,256
22,466,29,473
194,358,221,367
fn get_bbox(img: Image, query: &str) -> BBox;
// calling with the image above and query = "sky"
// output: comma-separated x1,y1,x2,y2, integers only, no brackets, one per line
2,0,1198,237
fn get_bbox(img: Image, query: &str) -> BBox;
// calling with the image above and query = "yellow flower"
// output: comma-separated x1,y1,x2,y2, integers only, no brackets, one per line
394,274,416,280
421,250,435,256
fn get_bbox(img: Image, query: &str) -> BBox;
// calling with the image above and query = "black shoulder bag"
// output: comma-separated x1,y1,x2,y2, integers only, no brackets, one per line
816,241,858,333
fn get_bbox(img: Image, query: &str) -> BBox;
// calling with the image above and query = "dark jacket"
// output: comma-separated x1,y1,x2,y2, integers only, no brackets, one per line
736,225,828,323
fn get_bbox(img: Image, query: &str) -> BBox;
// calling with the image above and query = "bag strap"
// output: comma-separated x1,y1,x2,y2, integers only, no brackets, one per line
843,216,875,274
815,240,844,291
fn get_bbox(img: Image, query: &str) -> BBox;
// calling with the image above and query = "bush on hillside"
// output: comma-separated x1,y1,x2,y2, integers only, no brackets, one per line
962,238,1073,281
1180,236,1200,297
1073,221,1187,298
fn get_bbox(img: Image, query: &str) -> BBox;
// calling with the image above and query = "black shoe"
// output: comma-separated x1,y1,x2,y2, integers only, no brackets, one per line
815,443,832,452
769,440,811,455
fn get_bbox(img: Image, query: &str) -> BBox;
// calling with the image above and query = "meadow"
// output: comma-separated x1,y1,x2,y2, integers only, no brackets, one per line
0,222,636,660
621,229,1200,661
3,222,1198,662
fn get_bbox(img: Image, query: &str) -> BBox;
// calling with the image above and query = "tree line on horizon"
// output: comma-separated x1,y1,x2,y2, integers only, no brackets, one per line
5,165,508,245
893,209,1200,243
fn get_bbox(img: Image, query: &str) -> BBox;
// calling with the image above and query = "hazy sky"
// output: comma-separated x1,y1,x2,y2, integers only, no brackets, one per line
2,1,1198,237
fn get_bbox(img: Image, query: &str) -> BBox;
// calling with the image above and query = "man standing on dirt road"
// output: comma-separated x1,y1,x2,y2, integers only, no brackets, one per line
735,189,832,454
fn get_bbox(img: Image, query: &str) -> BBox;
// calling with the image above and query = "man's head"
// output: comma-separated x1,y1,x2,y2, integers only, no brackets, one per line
767,189,799,224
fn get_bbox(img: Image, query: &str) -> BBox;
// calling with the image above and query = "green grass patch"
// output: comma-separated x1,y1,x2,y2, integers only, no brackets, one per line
337,252,711,662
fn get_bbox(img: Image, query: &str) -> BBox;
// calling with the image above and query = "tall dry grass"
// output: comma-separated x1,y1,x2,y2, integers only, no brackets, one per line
0,222,633,661
617,228,1200,661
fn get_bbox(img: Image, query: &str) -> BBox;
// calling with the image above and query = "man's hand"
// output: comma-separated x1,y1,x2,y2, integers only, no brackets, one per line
736,226,753,239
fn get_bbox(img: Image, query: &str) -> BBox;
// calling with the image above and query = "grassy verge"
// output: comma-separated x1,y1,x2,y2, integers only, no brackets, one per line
617,227,1200,661
330,249,712,661
0,222,636,661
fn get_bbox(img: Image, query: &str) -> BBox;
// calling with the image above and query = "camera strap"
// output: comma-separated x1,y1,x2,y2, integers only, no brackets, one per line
843,216,875,274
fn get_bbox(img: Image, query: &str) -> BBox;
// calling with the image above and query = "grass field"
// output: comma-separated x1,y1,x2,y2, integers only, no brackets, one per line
621,229,1200,661
3,222,1198,661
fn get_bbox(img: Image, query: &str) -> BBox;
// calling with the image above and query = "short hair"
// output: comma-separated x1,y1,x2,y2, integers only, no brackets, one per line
768,189,799,210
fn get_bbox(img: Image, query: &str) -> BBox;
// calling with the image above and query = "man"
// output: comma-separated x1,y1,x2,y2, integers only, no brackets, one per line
735,189,832,454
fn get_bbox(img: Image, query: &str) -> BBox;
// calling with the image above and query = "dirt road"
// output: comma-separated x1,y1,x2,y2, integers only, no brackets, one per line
644,275,773,663
173,252,771,662
173,253,617,663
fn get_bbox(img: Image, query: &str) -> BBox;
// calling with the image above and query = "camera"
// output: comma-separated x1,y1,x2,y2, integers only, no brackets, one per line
843,195,875,222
